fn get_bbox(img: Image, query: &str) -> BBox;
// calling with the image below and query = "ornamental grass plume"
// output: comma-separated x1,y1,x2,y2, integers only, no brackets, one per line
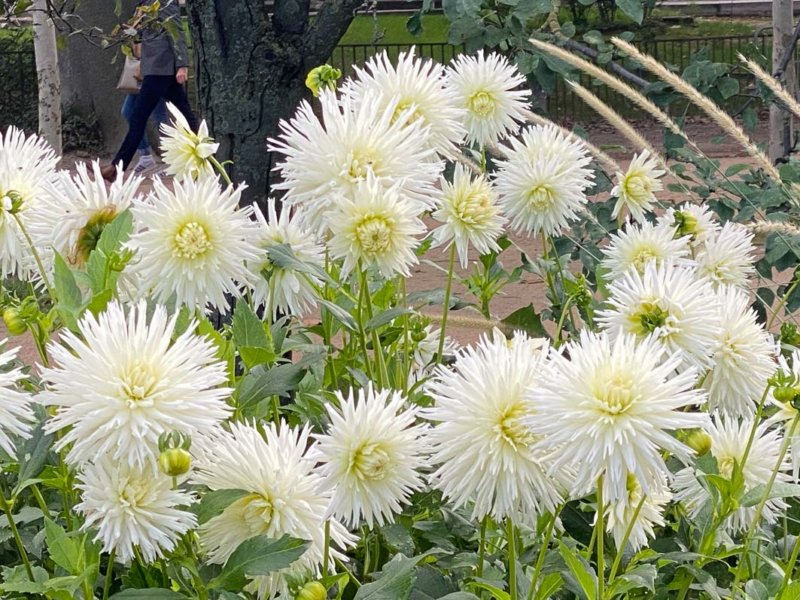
313,384,427,529
529,331,706,502
39,301,232,468
192,422,354,599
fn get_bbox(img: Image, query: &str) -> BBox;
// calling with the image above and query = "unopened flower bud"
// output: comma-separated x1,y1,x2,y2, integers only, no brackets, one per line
159,447,191,477
2,307,26,336
305,65,342,97
296,581,327,600
774,386,798,404
684,429,712,456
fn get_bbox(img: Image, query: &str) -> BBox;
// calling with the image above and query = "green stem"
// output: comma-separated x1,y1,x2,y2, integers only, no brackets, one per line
29,484,49,516
437,245,457,364
12,213,54,301
103,548,116,600
528,506,563,600
356,270,375,382
359,269,388,387
778,524,800,595
733,413,800,593
506,518,517,600
0,493,34,581
209,156,232,186
400,277,412,394
768,276,800,330
607,495,646,584
596,478,606,600
553,295,574,348
322,519,331,576
477,515,488,578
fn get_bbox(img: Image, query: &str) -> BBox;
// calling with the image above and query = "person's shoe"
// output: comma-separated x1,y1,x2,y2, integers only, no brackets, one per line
99,163,117,183
133,154,156,174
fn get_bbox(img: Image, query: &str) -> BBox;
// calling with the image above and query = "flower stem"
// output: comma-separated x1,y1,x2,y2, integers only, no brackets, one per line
437,245,456,364
778,525,800,595
596,478,606,600
608,495,646,584
12,212,54,301
768,276,800,330
209,156,232,186
103,548,116,600
477,515,488,578
506,518,517,600
733,412,800,593
359,269,388,387
0,493,34,581
322,519,331,576
528,506,563,600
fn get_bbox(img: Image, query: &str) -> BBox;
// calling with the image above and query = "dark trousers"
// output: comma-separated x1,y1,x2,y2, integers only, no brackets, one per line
112,74,197,170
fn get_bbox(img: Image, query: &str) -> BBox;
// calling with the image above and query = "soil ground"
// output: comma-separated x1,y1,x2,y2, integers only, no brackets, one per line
1,116,786,367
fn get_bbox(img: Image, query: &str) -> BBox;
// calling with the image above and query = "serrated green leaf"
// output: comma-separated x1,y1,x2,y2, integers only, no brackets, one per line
533,572,563,600
196,489,250,525
366,307,413,331
97,209,134,255
558,540,596,600
502,304,547,338
741,482,800,507
354,552,436,600
210,535,309,590
45,517,83,574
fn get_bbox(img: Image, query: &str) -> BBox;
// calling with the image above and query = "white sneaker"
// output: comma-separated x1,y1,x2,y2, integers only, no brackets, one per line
133,154,156,174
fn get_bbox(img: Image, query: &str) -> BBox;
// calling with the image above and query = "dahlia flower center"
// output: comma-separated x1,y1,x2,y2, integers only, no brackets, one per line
351,442,391,481
673,211,699,238
173,221,213,260
631,247,659,271
74,204,119,266
526,184,555,211
118,480,149,509
346,150,377,181
356,216,392,256
632,302,678,337
120,363,160,406
239,494,274,534
453,189,492,225
494,403,533,449
0,190,23,215
393,100,425,126
596,374,635,415
623,173,651,203
468,91,495,117
717,455,735,478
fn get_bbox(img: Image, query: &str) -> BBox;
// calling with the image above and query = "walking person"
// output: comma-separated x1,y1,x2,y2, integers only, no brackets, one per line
101,0,197,182
121,93,169,174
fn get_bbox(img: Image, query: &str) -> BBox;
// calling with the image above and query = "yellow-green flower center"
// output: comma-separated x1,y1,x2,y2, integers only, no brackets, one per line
451,187,493,226
120,362,159,407
173,221,213,259
356,216,392,256
494,402,534,449
346,150,377,181
526,184,556,211
119,480,149,509
717,455,735,479
392,100,425,126
468,91,495,117
631,247,659,272
596,373,636,415
622,172,652,204
350,442,391,481
630,301,674,337
231,494,274,535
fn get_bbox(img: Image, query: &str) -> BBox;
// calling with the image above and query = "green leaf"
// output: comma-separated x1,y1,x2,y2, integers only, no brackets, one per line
716,76,739,100
533,573,563,600
502,304,547,338
366,307,414,331
616,0,643,23
236,351,323,408
0,565,50,594
781,581,800,599
45,517,83,574
210,535,309,590
231,301,273,367
467,582,510,600
97,209,134,255
354,552,436,600
318,298,358,331
110,590,188,599
745,579,769,600
15,409,54,494
196,489,250,525
740,482,800,507
558,540,596,600
53,251,83,313
609,564,656,596
439,594,481,599
267,243,334,287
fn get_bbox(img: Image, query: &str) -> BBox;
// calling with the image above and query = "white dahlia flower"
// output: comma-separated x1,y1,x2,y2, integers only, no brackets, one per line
601,220,691,280
347,48,466,157
0,343,34,457
446,50,531,147
604,470,671,551
192,422,354,599
313,384,427,528
76,457,196,564
424,330,568,524
695,222,756,289
529,331,707,502
431,164,505,268
769,349,800,480
598,261,722,371
40,301,232,468
610,151,665,223
704,286,776,417
657,203,720,248
159,102,219,181
128,175,259,312
270,89,442,231
250,199,324,319
494,124,594,237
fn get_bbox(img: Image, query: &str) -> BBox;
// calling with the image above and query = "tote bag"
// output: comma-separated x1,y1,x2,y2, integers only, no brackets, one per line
116,55,141,94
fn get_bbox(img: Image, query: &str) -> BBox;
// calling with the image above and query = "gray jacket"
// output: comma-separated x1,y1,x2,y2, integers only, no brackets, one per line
140,0,189,77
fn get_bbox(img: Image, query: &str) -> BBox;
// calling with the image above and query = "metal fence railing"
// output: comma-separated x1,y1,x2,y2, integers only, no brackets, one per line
0,31,793,129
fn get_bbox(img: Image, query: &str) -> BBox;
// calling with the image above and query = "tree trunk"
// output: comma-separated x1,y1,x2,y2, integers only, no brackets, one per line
187,0,365,209
769,0,796,161
59,0,139,154
31,0,62,154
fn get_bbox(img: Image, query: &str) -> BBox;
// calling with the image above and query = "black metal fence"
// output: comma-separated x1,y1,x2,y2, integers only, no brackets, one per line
0,31,792,130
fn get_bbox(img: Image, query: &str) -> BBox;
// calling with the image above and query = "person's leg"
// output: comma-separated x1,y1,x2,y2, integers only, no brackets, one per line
152,98,169,129
112,77,170,170
122,94,152,156
163,80,198,133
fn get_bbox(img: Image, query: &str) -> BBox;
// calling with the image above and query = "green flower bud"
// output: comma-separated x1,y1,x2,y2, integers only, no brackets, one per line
305,65,342,97
774,386,798,404
296,581,327,600
159,447,191,477
2,307,27,336
684,429,712,456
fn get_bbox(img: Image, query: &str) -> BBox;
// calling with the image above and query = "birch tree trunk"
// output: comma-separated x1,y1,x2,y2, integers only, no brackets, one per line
769,0,795,161
31,0,62,154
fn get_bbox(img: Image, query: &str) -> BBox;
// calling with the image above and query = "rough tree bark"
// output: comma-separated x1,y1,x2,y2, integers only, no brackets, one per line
769,0,796,161
187,0,365,208
31,0,62,154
